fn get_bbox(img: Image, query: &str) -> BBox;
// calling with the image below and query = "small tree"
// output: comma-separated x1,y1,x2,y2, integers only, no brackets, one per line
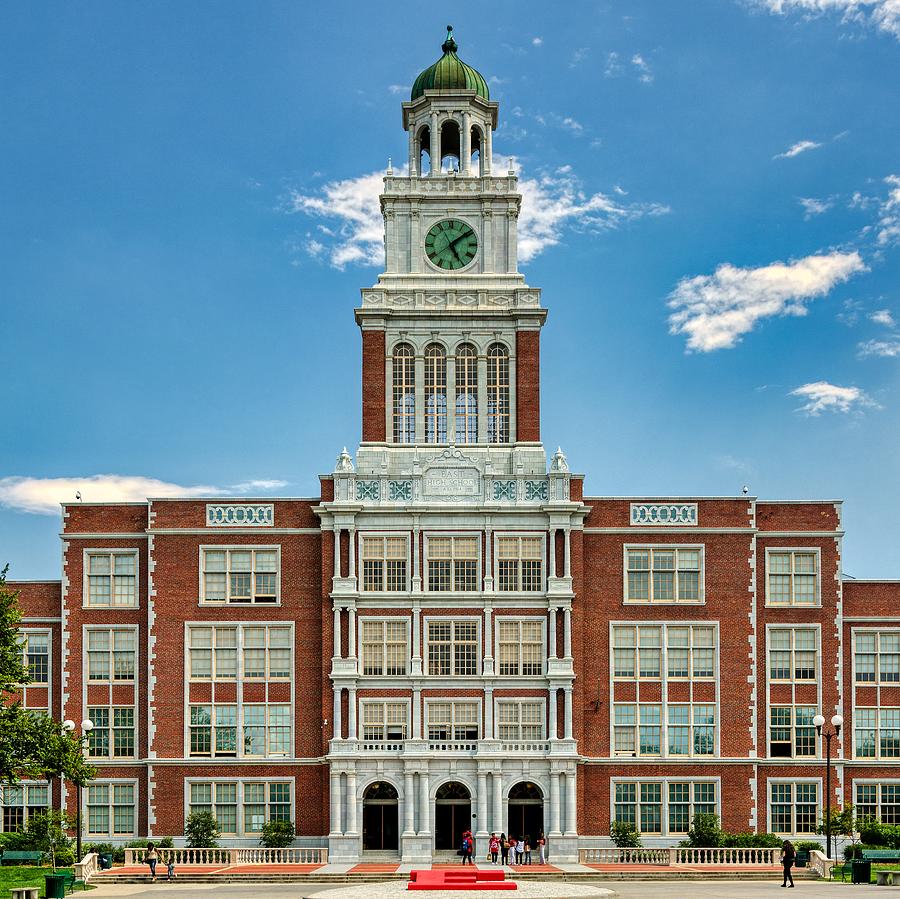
26,810,74,871
683,812,722,848
819,804,860,855
260,819,295,848
184,811,220,848
609,819,642,847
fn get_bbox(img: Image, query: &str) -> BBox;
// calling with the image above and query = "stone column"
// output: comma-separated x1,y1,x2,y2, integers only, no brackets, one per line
430,112,441,175
414,352,425,443
333,689,342,741
482,209,493,273
408,125,417,174
348,529,357,587
483,604,494,674
412,525,421,593
348,607,357,659
549,773,561,836
563,688,573,740
446,353,456,445
483,125,492,174
484,687,494,739
333,529,342,579
418,770,431,835
477,353,489,442
462,112,471,174
548,688,558,740
563,608,572,660
330,771,342,835
549,529,557,579
564,773,577,835
493,772,503,835
348,688,357,740
413,686,422,740
548,607,557,659
477,772,489,837
411,602,422,675
404,772,415,835
564,529,572,578
333,607,341,659
483,526,493,592
346,772,358,834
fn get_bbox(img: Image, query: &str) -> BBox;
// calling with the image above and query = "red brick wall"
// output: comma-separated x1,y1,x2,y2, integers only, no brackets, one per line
516,330,540,443
362,329,386,442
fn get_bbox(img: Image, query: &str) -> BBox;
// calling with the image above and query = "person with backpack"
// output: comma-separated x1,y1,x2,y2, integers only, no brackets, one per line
780,839,796,888
461,830,474,865
500,832,509,866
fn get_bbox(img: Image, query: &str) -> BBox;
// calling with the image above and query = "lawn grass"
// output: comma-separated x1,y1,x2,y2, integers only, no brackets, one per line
0,865,70,896
835,861,900,884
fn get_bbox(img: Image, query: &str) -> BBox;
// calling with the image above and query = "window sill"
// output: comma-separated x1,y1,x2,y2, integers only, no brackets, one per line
622,600,706,606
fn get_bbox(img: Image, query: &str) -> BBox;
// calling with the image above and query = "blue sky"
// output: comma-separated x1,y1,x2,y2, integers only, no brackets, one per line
1,0,898,578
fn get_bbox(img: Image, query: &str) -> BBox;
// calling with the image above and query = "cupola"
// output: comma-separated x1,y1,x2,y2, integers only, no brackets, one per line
410,26,489,101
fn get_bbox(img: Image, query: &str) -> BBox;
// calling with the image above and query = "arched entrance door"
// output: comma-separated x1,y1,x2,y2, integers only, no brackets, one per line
508,782,544,843
362,781,399,851
434,781,471,851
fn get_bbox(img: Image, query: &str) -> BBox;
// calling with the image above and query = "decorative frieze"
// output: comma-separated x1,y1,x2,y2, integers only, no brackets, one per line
356,481,380,502
630,503,698,526
389,480,413,501
493,480,516,501
525,480,549,501
206,504,274,527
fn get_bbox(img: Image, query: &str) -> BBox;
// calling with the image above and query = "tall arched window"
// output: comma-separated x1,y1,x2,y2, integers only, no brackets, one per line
487,343,510,444
455,343,478,443
424,344,447,443
392,344,416,444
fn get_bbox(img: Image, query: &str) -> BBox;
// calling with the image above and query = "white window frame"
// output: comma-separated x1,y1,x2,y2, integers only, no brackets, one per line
764,547,821,608
424,532,482,593
185,622,294,682
84,779,138,838
495,616,547,677
358,532,411,594
610,623,718,681
611,777,721,837
198,545,282,606
853,628,900,685
424,697,482,745
493,532,547,594
768,778,821,836
82,548,140,609
622,544,705,605
854,779,900,824
0,781,50,833
424,615,482,677
18,629,51,708
767,624,820,683
359,698,411,746
184,778,293,838
495,698,546,743
854,707,900,760
357,616,411,677
768,704,818,759
86,705,137,760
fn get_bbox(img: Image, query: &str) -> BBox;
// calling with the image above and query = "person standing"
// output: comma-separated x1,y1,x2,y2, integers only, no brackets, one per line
537,831,546,865
500,832,509,866
523,834,532,865
780,840,796,888
145,843,158,883
461,830,474,865
489,832,500,864
515,836,524,866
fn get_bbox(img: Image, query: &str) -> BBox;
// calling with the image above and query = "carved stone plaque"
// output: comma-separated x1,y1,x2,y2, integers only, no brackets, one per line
423,467,480,497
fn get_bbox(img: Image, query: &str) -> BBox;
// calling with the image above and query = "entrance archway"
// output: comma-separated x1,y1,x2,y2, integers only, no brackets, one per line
362,781,399,851
508,782,544,843
434,781,471,850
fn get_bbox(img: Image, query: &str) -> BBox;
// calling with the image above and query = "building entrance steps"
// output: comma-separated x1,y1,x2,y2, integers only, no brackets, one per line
408,868,517,890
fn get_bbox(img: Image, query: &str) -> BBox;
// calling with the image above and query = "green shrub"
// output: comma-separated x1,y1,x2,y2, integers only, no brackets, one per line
22,811,74,869
859,820,900,849
845,843,882,860
609,820,642,848
0,830,33,852
719,831,783,848
260,819,295,848
682,813,722,848
794,840,824,853
184,811,220,848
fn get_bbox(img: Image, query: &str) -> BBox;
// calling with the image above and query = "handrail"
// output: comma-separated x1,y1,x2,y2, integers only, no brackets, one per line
123,846,328,866
579,846,780,866
74,851,99,882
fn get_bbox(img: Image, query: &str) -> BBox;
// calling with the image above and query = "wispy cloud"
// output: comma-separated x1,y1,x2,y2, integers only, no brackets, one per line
870,308,896,327
631,53,654,83
560,116,584,133
287,163,669,268
789,381,879,415
667,251,867,352
774,139,822,159
569,47,589,67
749,0,900,41
875,174,900,246
387,84,409,95
532,36,543,46
0,475,289,515
858,337,900,357
799,196,834,218
604,52,623,77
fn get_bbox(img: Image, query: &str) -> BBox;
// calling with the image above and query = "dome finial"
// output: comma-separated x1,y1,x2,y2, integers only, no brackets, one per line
442,24,457,54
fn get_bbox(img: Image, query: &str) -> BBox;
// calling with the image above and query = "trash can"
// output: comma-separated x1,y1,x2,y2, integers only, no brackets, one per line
851,859,871,884
44,873,67,898
100,852,113,869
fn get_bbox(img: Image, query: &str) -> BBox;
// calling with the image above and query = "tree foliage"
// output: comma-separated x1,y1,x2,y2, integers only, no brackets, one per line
184,811,220,848
0,566,95,785
609,819,642,847
260,819,295,848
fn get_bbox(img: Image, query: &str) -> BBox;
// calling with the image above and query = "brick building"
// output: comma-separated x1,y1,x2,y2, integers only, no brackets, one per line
6,29,900,863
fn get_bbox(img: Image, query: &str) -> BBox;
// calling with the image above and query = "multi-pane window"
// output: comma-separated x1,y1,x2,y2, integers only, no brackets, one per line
612,624,715,680
769,628,818,681
770,782,818,834
625,548,702,603
498,619,544,676
486,343,510,444
360,620,407,676
188,781,291,836
243,627,292,679
427,621,479,676
497,701,544,742
497,536,544,592
361,536,408,592
20,633,49,683
0,784,48,832
190,705,238,756
855,709,900,759
855,632,900,683
393,343,416,444
187,625,291,680
361,702,408,743
770,706,817,757
427,701,479,742
202,549,278,604
86,783,135,836
613,781,716,836
767,551,818,606
87,628,136,682
614,703,715,758
424,343,447,443
427,536,479,592
242,705,291,756
455,343,478,444
856,783,900,824
86,551,138,607
87,707,136,758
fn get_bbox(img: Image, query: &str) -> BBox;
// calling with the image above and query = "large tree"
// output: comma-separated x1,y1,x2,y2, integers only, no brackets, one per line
0,566,94,785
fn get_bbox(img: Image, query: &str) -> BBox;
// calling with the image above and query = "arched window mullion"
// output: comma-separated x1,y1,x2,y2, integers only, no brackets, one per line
487,343,510,444
424,344,447,443
392,344,416,444
455,344,478,444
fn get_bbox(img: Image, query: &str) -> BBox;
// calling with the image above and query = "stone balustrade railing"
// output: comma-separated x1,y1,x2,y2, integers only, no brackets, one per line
809,849,834,879
579,846,779,866
124,846,328,866
74,852,99,882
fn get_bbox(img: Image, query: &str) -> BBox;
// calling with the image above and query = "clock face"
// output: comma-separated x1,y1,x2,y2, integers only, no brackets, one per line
425,219,478,270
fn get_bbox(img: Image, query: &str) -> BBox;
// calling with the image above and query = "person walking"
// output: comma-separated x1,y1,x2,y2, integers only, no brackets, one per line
165,851,176,882
489,833,500,864
461,830,474,865
500,832,509,866
523,834,532,865
145,843,158,883
537,831,546,865
780,839,796,888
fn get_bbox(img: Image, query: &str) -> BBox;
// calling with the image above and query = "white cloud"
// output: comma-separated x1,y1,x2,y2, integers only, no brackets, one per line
789,381,878,415
569,47,589,67
799,196,834,218
858,337,900,357
667,251,867,352
870,308,896,326
604,52,622,77
387,84,409,95
876,174,900,246
751,0,900,40
288,164,669,268
532,36,543,46
0,475,289,516
631,54,654,83
774,139,822,159
560,117,584,133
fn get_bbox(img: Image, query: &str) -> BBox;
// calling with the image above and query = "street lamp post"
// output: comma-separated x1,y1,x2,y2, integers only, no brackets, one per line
63,718,93,863
813,713,843,860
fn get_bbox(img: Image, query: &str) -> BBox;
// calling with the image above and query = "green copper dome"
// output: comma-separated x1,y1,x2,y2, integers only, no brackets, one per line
411,27,489,101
